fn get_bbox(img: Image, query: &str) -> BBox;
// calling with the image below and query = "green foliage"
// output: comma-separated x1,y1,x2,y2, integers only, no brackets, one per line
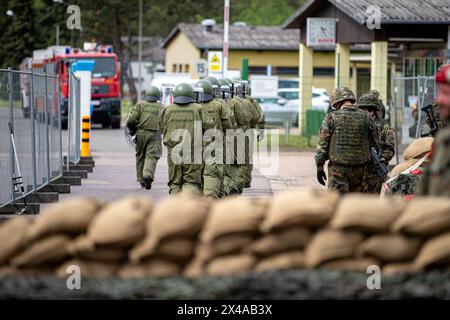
0,0,304,68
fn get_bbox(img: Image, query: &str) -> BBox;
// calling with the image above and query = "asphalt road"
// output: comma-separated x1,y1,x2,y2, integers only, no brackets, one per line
55,126,272,204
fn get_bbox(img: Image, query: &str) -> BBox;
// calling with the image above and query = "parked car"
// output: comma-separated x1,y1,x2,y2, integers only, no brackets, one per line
256,96,299,126
278,87,331,113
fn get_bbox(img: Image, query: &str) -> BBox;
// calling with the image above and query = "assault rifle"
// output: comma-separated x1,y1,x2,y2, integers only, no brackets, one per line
370,147,389,177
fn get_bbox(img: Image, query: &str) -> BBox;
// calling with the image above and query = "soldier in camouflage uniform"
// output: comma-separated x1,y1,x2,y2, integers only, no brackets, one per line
315,86,377,195
416,64,450,197
425,103,448,134
196,80,233,199
126,86,163,190
357,93,395,194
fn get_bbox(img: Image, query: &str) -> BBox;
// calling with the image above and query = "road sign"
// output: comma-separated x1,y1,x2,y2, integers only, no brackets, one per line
250,75,279,98
208,51,223,74
196,59,208,78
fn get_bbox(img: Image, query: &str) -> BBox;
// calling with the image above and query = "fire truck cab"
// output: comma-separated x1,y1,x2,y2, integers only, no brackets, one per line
30,44,122,129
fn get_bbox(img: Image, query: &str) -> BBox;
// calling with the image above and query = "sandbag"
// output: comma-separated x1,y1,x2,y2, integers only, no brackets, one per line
392,197,450,237
320,258,379,273
331,195,405,232
75,248,127,263
261,189,339,233
183,258,205,278
305,229,364,268
155,238,195,263
88,196,152,248
55,259,117,278
0,217,31,265
28,198,101,241
118,258,181,278
10,235,71,268
248,227,311,257
357,234,422,263
403,137,433,160
415,232,450,269
389,160,418,178
209,234,254,259
254,251,305,272
201,198,264,243
382,263,419,275
206,254,256,277
129,194,209,261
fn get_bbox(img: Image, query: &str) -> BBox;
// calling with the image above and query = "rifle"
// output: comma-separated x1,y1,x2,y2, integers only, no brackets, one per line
370,147,389,177
421,104,438,137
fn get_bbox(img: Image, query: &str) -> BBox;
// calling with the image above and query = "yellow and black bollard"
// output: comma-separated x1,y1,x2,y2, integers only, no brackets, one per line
81,116,91,157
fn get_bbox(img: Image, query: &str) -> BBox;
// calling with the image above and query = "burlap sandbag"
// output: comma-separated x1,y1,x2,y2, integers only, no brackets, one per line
129,194,209,262
331,195,405,232
389,160,418,178
0,216,31,265
10,235,71,268
183,258,205,278
206,254,256,277
392,197,450,237
201,197,264,243
357,234,422,263
248,227,311,257
305,229,364,268
27,198,101,241
320,258,379,273
261,189,339,233
154,238,195,263
88,196,152,248
55,259,117,278
415,232,450,269
403,137,433,160
118,258,181,278
382,262,419,275
254,251,305,272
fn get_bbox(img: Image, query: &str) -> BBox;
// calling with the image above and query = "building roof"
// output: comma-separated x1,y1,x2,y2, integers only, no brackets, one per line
283,0,450,28
162,23,300,51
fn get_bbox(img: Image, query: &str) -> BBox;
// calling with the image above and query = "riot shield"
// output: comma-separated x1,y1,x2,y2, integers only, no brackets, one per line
161,83,175,106
123,101,135,147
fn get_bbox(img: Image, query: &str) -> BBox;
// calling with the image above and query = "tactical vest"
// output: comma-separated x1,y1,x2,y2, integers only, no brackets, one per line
137,101,161,131
161,103,202,149
329,107,370,166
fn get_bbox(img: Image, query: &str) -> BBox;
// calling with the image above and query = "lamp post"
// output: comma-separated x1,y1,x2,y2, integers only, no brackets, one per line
54,0,64,46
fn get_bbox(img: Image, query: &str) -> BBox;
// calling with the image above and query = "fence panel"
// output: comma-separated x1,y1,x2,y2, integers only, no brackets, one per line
67,71,81,166
0,68,63,208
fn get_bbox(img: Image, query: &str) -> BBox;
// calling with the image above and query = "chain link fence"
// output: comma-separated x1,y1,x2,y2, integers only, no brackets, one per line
390,76,436,165
0,68,65,207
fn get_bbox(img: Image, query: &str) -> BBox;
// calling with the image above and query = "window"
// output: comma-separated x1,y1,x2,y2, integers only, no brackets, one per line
313,67,334,77
178,64,183,73
185,64,190,73
172,64,177,73
279,91,299,100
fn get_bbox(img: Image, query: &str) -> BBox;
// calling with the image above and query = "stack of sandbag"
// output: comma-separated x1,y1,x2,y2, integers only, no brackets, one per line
322,194,408,272
121,193,211,278
251,190,338,272
57,196,152,278
390,137,434,178
0,198,101,276
184,197,267,277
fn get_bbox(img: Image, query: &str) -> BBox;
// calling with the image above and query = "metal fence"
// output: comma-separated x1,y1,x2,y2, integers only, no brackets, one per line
0,68,62,207
67,71,81,167
390,76,436,165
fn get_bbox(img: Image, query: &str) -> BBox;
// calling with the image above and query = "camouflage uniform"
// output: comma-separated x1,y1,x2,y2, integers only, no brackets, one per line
315,87,377,195
416,64,450,197
358,93,395,194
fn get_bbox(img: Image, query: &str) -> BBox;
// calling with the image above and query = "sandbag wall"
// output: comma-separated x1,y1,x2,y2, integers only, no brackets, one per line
1,189,450,278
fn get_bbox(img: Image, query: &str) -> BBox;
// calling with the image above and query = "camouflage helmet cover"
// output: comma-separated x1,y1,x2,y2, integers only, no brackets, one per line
330,86,356,107
357,93,380,111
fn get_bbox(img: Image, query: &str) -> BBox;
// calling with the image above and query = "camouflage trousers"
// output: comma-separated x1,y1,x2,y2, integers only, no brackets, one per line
366,176,385,194
166,150,202,196
327,162,369,195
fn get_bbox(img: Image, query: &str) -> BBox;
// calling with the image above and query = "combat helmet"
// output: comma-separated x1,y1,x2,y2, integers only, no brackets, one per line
369,89,386,119
196,80,214,102
218,78,231,99
145,86,161,102
206,76,221,97
173,83,195,104
357,93,380,112
330,86,356,107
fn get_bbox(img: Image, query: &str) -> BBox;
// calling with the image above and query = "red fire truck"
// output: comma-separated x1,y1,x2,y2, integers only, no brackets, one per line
29,44,121,129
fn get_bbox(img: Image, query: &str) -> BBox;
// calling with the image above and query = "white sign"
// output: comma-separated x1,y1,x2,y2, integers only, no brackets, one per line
306,18,336,47
196,59,208,78
250,75,279,98
208,51,223,75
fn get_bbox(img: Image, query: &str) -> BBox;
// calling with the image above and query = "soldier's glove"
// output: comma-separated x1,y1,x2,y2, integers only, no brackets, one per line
317,167,327,186
258,129,265,141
